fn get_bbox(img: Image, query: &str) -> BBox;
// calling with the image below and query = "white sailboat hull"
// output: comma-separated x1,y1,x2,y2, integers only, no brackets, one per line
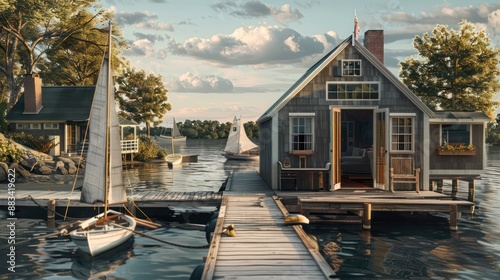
165,153,183,165
223,153,259,161
157,135,186,141
70,210,136,257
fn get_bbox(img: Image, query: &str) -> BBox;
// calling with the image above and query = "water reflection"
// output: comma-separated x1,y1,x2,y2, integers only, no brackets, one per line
71,238,134,279
314,145,500,279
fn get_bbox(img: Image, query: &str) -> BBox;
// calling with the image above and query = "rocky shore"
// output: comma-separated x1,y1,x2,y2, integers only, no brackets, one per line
0,133,84,185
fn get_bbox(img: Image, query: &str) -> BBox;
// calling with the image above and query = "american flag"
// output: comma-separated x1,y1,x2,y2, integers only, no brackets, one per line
354,13,360,40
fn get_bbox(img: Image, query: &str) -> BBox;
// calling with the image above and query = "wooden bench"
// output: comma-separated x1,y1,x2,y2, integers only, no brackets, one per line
390,157,420,193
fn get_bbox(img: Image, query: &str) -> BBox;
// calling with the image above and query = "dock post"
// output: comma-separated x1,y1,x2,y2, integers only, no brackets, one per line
451,179,459,198
362,203,371,230
449,204,458,231
429,180,435,191
126,199,137,217
468,180,476,202
47,199,56,228
436,180,443,193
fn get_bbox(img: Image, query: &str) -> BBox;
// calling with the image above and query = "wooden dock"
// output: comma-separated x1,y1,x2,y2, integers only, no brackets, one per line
202,171,337,279
0,189,221,219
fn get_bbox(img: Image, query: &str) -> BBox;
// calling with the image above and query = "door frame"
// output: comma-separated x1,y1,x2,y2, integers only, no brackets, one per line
330,108,341,190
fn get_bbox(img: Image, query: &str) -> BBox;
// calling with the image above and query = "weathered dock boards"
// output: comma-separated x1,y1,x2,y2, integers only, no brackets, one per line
202,171,337,279
0,190,221,208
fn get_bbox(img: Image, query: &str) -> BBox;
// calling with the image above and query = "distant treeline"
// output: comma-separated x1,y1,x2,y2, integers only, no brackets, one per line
143,119,259,140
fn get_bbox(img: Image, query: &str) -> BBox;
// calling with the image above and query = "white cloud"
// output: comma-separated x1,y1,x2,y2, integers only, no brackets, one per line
488,9,500,34
168,24,339,66
212,1,303,25
167,72,234,93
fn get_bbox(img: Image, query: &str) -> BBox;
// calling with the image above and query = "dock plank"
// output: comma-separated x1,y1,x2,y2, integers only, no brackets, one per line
201,171,336,280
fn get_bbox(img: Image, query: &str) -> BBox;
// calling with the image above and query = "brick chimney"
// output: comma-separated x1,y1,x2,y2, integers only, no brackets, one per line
363,30,384,64
23,74,43,114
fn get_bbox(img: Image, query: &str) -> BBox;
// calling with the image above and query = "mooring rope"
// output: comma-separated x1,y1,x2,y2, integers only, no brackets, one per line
27,195,79,220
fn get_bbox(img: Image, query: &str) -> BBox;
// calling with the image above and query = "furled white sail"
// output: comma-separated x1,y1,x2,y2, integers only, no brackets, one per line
224,117,258,154
81,53,126,205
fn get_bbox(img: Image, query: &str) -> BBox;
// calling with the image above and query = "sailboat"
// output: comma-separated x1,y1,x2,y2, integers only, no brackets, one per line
164,133,183,166
67,23,136,257
158,117,186,142
222,117,259,160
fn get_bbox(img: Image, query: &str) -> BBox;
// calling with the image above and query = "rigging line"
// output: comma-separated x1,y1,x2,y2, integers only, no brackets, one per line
27,195,79,220
64,96,92,221
127,198,155,223
111,222,209,249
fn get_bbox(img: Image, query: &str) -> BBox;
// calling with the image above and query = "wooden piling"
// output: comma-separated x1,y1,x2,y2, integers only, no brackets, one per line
449,204,458,231
468,180,476,202
451,179,459,197
47,199,56,228
362,203,371,230
436,180,443,193
429,180,435,191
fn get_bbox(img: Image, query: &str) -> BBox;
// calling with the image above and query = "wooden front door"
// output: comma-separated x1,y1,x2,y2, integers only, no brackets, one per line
374,108,389,190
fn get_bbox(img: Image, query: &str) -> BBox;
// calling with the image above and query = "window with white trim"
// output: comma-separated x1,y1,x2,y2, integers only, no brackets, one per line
16,123,41,129
441,124,470,145
391,117,414,152
342,60,361,76
16,123,30,129
44,123,59,129
290,116,314,151
327,82,379,100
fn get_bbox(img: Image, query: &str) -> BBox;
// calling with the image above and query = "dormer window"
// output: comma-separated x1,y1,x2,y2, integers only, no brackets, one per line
342,59,361,76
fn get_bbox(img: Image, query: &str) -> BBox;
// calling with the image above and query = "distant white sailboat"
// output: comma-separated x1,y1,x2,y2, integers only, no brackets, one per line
158,117,186,142
65,23,136,257
222,117,259,160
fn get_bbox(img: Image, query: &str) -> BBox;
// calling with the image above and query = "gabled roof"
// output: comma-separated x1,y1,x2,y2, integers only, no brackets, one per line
7,85,141,127
256,35,435,124
6,86,95,122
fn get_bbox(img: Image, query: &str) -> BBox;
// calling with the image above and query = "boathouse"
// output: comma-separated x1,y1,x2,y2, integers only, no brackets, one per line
5,74,140,156
256,30,489,192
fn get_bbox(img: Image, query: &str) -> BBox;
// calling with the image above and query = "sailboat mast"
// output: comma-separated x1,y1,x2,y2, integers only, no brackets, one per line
171,118,175,154
104,22,113,216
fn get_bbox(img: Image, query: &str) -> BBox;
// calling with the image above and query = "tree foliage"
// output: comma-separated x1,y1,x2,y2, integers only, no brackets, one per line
116,68,172,136
0,0,102,107
149,119,260,140
400,21,500,119
38,12,129,86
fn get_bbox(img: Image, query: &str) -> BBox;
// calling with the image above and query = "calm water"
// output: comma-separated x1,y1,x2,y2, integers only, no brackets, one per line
1,140,498,279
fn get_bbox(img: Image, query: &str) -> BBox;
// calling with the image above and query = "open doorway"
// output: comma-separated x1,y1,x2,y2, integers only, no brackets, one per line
340,109,373,188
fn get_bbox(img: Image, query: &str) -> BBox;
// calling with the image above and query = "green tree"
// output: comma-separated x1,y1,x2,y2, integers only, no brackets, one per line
400,21,500,119
0,0,101,107
38,12,128,86
115,68,172,136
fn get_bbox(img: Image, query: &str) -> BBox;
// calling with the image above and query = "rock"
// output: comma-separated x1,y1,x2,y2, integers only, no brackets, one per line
57,166,69,175
9,162,30,178
20,157,40,172
36,165,52,175
67,164,77,175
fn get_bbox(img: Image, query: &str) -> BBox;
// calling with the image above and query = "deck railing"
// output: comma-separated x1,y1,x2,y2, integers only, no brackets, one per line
121,139,139,154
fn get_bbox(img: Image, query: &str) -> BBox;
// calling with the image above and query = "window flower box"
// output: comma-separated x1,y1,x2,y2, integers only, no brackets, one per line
436,149,477,156
436,144,477,156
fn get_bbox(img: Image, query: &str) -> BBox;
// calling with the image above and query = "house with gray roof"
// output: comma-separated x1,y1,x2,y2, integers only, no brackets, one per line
6,74,139,156
256,30,489,193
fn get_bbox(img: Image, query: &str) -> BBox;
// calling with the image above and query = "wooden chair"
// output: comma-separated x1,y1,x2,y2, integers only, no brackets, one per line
390,157,420,193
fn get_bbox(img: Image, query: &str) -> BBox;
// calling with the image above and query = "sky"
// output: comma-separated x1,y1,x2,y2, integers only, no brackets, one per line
101,0,500,126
